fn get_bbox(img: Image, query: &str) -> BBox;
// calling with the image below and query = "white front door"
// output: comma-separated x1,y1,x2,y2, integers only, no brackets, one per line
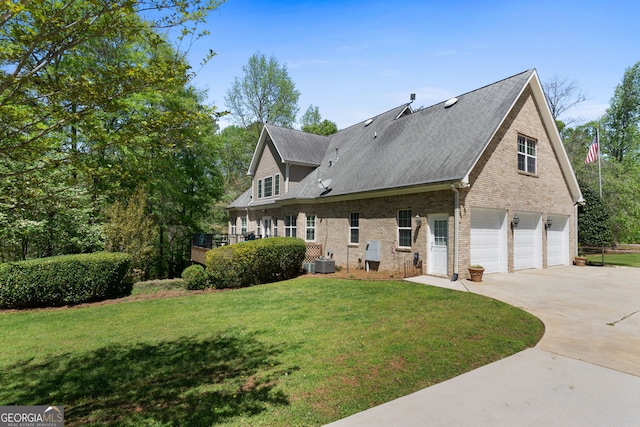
428,215,448,276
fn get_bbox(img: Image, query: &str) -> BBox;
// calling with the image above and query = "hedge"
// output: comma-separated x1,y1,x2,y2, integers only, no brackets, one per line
0,252,132,309
181,264,207,290
205,237,306,289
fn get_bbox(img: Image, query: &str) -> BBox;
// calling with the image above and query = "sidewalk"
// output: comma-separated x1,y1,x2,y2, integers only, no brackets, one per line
326,266,640,426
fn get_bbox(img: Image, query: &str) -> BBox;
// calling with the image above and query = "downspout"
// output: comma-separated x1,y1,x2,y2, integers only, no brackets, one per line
450,184,460,281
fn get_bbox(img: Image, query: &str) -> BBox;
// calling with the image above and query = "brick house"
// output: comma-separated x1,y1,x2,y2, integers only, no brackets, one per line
227,70,583,279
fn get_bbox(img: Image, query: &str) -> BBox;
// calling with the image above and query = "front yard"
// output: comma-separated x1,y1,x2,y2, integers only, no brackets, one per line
0,278,543,426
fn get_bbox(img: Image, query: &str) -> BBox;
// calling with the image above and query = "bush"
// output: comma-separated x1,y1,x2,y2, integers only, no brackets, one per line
181,264,207,290
0,252,132,309
206,237,306,289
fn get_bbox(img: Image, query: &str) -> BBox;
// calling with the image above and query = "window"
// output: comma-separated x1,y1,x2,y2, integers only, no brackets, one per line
285,214,297,237
273,217,278,237
231,217,237,235
398,209,412,248
306,214,316,241
517,135,537,174
274,174,280,196
257,179,262,199
256,219,261,237
264,176,273,198
241,217,247,235
349,213,359,244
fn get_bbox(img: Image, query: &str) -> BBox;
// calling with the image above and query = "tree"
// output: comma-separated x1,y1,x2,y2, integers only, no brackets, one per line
0,0,223,174
301,105,338,136
0,1,226,277
542,75,586,123
225,52,300,136
602,61,640,163
578,186,613,248
103,189,158,279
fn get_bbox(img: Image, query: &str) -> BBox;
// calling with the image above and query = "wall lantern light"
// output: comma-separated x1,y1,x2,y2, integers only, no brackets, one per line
546,217,553,229
415,214,422,227
511,214,520,229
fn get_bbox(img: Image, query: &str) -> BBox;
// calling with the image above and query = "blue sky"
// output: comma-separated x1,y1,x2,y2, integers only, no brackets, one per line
178,0,640,130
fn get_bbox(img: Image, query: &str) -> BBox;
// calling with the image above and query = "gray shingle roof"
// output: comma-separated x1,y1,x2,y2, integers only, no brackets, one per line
230,69,582,209
227,187,252,209
283,69,535,200
265,125,330,166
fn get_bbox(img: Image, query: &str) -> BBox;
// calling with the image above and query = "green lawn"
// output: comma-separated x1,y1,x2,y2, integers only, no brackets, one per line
0,278,543,426
585,252,640,267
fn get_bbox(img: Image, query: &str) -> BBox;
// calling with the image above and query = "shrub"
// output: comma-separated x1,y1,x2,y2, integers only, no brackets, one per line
181,264,207,290
0,252,132,309
206,237,306,289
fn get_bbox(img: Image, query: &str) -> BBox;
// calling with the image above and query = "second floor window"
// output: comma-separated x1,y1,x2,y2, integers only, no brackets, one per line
517,135,537,174
264,176,273,198
274,174,280,196
257,179,262,199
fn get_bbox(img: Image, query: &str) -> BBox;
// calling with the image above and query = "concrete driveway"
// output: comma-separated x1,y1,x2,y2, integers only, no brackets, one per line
326,266,640,426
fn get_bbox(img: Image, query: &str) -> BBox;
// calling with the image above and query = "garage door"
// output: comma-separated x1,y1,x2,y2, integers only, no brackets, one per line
470,208,507,273
513,212,542,270
547,215,569,266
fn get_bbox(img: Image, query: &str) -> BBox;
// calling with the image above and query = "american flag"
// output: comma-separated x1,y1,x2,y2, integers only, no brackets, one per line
585,135,599,164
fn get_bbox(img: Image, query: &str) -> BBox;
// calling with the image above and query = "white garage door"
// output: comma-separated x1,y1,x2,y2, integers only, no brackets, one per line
513,212,542,270
547,215,569,266
470,208,507,274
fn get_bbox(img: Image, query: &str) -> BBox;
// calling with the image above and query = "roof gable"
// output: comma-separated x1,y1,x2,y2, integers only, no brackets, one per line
248,125,330,175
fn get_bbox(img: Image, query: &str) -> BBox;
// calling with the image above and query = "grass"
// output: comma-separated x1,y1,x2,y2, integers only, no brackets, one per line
130,278,186,296
0,278,543,426
585,253,640,267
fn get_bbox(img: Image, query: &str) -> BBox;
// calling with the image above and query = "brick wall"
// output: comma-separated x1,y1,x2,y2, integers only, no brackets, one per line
462,87,577,275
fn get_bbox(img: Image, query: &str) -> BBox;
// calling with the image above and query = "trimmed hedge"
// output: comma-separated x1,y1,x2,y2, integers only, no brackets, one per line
205,237,306,289
181,264,207,290
0,252,132,309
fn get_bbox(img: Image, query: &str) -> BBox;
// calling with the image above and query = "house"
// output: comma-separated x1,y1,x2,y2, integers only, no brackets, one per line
227,69,583,279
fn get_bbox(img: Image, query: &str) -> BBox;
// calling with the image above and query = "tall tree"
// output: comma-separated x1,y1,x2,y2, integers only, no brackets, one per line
225,52,300,137
542,75,586,122
0,1,226,273
0,0,223,174
301,104,338,136
602,61,640,163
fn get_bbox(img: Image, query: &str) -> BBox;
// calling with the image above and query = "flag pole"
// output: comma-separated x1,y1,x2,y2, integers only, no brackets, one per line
596,127,604,264
597,127,602,199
